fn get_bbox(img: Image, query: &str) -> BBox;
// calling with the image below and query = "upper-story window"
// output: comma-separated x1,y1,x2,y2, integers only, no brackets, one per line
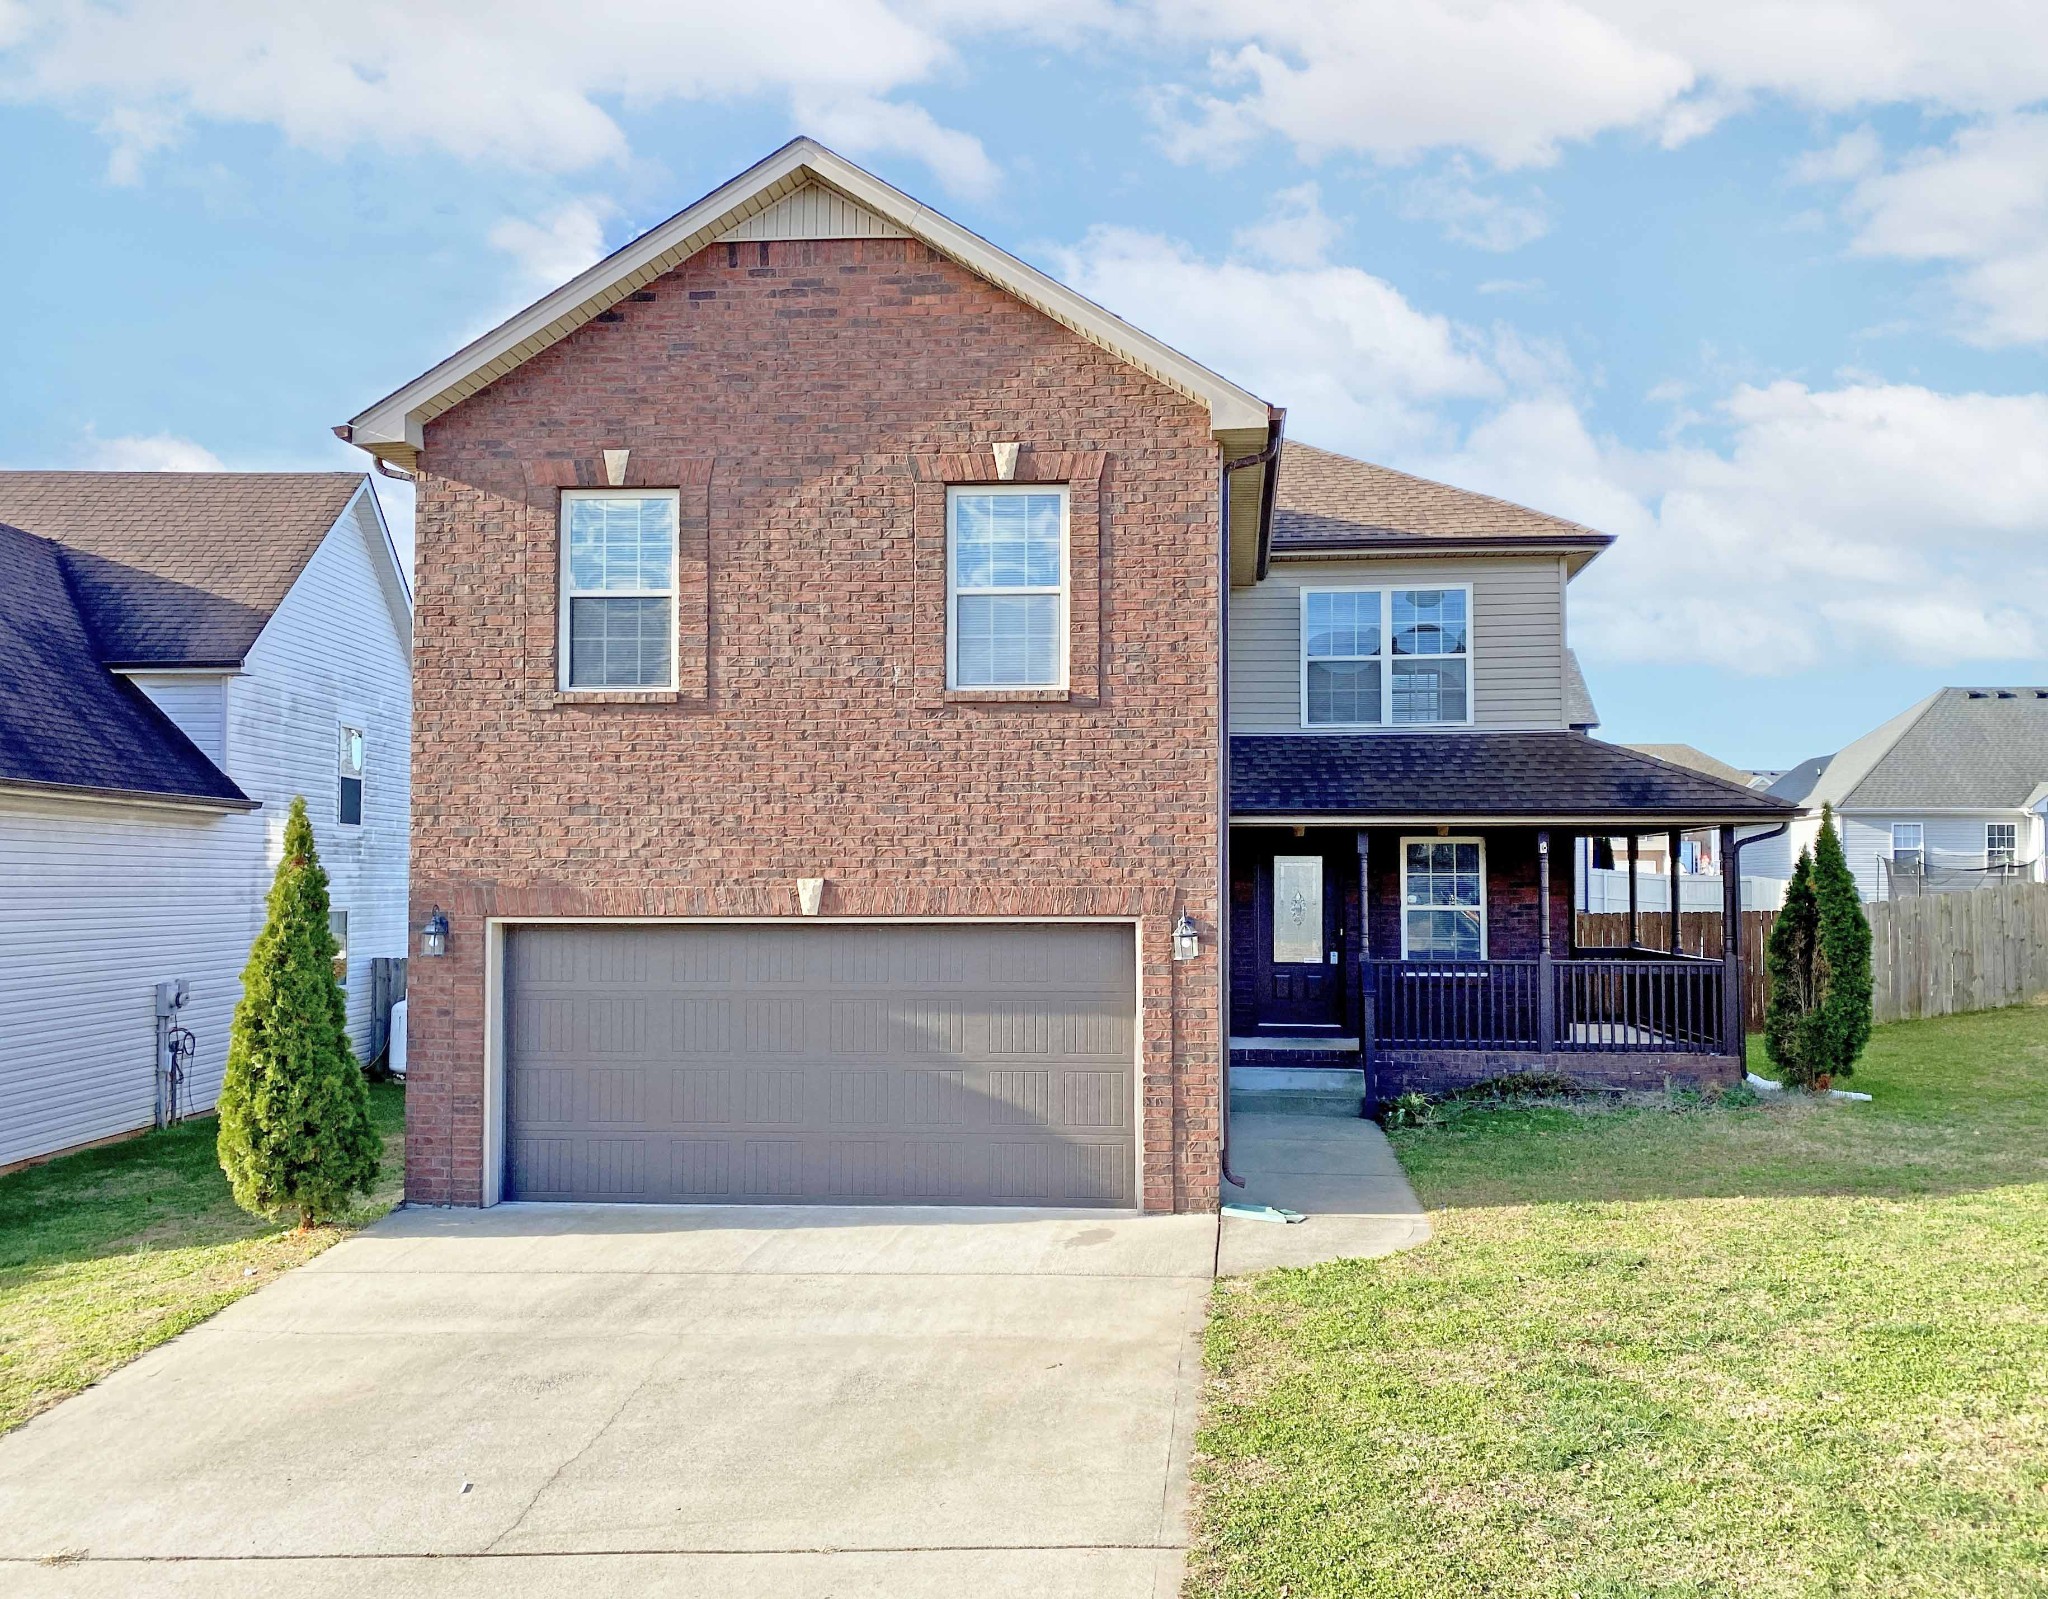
560,489,678,690
948,486,1067,689
337,725,364,825
1987,821,2017,872
1301,586,1471,727
1891,823,1924,876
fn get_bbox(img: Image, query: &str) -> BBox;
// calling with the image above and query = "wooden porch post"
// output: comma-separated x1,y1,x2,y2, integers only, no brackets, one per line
1719,824,1742,1060
1668,829,1682,955
1538,830,1556,1057
1355,829,1375,1118
1626,833,1640,949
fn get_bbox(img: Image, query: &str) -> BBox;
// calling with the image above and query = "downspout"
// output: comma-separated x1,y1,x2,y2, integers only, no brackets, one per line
1217,415,1284,1193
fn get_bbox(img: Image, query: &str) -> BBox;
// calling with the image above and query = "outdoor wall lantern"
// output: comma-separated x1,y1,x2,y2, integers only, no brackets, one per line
420,907,450,958
1172,912,1201,962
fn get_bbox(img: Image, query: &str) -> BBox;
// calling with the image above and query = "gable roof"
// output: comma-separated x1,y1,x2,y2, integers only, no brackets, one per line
1269,442,1612,570
1798,688,2048,812
0,521,252,810
342,137,1275,471
0,472,367,667
1624,743,1756,788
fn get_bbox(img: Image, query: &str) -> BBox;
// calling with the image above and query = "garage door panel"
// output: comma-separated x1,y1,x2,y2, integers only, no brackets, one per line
505,925,1137,1206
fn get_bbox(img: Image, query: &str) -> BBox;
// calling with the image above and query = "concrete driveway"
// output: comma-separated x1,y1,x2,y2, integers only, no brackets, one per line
0,1204,1217,1598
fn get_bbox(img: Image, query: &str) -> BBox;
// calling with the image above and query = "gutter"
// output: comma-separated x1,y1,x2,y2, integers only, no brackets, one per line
1217,412,1284,1196
0,777,259,814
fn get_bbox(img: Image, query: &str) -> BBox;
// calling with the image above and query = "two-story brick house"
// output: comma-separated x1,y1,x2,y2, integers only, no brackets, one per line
342,139,1789,1214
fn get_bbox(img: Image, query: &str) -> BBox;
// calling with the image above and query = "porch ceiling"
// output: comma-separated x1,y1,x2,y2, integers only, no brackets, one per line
1230,731,1797,826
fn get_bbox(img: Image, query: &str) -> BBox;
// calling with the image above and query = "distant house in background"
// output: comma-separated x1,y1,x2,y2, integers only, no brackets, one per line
1577,743,1777,911
1750,688,2048,900
0,473,412,1169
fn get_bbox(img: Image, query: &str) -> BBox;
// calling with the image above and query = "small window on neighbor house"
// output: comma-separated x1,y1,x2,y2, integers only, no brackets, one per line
329,909,349,986
1401,839,1486,960
1891,823,1925,875
1303,588,1471,726
1988,822,2018,872
337,725,364,825
560,490,679,689
947,486,1068,688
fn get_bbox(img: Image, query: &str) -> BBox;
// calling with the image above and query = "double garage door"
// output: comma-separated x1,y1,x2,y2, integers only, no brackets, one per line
505,923,1137,1207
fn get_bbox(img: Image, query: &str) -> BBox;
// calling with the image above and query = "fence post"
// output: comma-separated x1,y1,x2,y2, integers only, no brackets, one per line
1538,830,1557,1056
1720,826,1742,1061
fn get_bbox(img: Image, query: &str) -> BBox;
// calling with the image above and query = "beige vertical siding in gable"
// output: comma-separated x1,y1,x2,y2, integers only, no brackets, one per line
716,183,911,242
1229,556,1567,730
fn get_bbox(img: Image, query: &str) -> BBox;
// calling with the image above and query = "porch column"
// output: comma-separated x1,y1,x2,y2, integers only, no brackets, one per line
1355,829,1374,1118
1626,834,1640,949
1668,829,1682,954
1719,824,1742,1060
1538,830,1556,1056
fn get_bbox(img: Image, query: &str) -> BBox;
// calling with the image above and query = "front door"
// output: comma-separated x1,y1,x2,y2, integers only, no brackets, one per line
1253,850,1346,1031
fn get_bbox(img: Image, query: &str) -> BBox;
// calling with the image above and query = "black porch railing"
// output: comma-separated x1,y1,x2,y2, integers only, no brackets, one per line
1366,956,1727,1054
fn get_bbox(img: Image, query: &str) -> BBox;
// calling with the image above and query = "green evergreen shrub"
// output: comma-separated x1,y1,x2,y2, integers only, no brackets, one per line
1764,848,1820,1085
217,797,381,1228
1805,804,1874,1083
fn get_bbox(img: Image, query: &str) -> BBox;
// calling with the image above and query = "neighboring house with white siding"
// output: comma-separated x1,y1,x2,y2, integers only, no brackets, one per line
1749,688,2048,900
0,472,411,1169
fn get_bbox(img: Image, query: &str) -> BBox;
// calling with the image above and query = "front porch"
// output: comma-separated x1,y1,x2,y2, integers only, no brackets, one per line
1227,733,1797,1111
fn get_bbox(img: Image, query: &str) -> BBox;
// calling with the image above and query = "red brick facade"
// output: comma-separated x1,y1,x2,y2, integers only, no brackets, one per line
404,237,1225,1212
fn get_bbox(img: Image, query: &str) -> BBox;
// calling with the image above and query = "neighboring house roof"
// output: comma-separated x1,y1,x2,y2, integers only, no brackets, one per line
1563,649,1600,731
0,472,366,667
0,521,253,810
343,137,1276,469
1623,743,1756,788
1230,732,1794,823
1795,687,2048,812
1765,754,1832,806
1269,442,1613,567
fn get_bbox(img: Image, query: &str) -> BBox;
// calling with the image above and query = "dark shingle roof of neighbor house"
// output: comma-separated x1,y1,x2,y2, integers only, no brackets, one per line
0,472,362,666
1765,753,1833,806
0,521,253,809
1562,649,1599,730
1791,688,2048,812
1624,743,1757,788
1271,442,1613,554
1231,732,1795,822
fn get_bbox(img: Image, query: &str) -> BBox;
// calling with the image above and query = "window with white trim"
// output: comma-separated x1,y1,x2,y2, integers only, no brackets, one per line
947,486,1067,689
1891,823,1924,875
560,489,679,689
1303,587,1471,726
1400,838,1486,959
1988,821,2017,872
336,725,364,826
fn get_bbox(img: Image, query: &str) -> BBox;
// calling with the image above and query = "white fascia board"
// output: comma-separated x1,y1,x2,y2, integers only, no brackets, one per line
346,138,1271,460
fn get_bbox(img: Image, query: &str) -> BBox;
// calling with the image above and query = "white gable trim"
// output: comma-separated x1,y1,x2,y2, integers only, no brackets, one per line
342,138,1271,466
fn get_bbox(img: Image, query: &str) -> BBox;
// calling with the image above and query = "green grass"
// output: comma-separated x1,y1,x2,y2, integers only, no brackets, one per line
0,1082,406,1436
1191,1005,2048,1598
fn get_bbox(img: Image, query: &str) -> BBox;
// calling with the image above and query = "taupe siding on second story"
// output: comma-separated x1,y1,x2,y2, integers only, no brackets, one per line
1229,555,1567,731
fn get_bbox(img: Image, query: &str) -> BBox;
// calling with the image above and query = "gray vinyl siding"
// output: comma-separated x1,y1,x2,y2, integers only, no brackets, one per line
1840,811,2035,901
1229,555,1567,731
0,494,410,1168
126,674,228,765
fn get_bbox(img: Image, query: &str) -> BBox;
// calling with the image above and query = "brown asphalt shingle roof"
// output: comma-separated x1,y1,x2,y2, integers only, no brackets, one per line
0,472,363,665
1273,441,1611,551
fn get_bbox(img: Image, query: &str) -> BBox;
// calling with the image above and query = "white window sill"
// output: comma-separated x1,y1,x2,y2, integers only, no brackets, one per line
945,686,1071,704
552,688,683,706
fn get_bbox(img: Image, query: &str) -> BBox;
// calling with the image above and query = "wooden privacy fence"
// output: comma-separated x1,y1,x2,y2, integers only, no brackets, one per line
1576,880,2048,1029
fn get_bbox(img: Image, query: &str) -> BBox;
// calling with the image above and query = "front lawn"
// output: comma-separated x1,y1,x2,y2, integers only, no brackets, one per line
0,1082,405,1436
1192,1005,2048,1597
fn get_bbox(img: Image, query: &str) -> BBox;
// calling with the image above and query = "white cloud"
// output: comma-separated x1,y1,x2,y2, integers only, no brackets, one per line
84,431,227,471
1399,159,1550,251
1051,220,1502,458
791,93,997,197
0,0,974,186
1789,124,1883,185
489,198,618,288
1229,182,1341,265
1826,113,2048,345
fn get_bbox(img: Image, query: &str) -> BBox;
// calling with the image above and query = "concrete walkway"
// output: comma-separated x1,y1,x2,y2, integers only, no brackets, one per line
0,1205,1216,1598
0,1122,1429,1598
1219,1112,1432,1275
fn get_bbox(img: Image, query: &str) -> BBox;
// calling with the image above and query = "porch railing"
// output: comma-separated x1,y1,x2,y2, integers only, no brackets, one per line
1365,956,1727,1055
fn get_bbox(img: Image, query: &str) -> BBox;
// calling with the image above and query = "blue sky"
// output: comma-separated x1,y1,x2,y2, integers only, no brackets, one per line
3,2,2045,769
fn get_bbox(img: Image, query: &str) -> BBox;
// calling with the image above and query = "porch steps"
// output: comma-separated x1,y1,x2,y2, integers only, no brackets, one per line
1230,1065,1365,1119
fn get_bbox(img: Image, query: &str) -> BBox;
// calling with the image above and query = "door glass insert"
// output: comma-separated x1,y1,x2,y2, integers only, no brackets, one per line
1272,855,1325,965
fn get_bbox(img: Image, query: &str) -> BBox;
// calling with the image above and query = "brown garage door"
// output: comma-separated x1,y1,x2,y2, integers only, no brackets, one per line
504,923,1137,1206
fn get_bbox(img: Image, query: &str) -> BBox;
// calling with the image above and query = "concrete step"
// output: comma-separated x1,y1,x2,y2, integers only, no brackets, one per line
1230,1066,1365,1118
1230,1088,1364,1118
